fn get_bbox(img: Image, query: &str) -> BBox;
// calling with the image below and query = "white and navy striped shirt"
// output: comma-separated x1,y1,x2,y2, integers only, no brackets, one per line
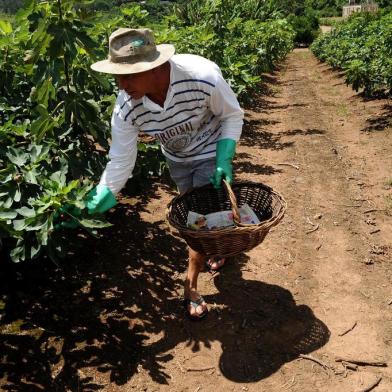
99,54,244,195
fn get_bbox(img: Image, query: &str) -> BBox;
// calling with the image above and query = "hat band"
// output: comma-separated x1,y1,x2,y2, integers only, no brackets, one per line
110,49,159,64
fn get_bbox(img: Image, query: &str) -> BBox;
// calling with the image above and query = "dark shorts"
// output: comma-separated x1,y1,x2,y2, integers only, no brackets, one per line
166,158,216,194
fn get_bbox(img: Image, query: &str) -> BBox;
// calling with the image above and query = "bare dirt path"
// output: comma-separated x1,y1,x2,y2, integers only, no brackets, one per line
228,48,392,392
130,48,392,392
1,49,391,392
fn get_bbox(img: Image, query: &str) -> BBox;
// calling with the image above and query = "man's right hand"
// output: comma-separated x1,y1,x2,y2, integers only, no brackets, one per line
86,184,117,214
55,185,117,229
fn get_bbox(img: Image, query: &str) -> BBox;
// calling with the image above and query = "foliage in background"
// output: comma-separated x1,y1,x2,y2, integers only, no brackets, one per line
173,0,318,46
304,0,346,17
0,0,294,263
287,10,320,46
269,0,345,17
165,0,294,100
319,16,343,26
0,0,24,13
235,0,323,46
377,0,392,9
271,0,391,18
311,10,392,96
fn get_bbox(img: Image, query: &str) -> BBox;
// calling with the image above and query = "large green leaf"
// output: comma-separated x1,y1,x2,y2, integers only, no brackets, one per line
50,170,67,188
10,186,22,203
61,179,79,195
64,91,101,136
10,241,25,263
0,211,18,220
23,169,38,185
79,218,112,229
36,201,54,214
29,144,49,161
9,238,41,263
13,219,27,231
6,184,22,205
35,79,56,106
6,147,29,167
74,30,96,53
25,216,48,231
30,113,56,141
0,20,13,35
36,221,49,245
15,0,36,21
16,207,36,218
3,197,13,209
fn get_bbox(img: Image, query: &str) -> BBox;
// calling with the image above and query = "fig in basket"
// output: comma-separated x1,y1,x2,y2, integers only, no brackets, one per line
187,214,208,230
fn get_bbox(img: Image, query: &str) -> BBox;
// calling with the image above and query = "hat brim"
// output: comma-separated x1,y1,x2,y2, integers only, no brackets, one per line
91,44,175,74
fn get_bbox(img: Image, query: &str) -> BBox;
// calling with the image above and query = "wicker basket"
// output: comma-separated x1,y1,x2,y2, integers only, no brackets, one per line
166,180,286,257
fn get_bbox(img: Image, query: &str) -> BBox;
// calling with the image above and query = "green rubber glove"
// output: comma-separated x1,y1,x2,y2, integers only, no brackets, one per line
86,184,117,214
54,185,117,229
210,138,236,189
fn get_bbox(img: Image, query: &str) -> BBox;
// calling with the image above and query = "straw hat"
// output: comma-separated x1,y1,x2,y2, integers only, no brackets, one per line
91,28,175,74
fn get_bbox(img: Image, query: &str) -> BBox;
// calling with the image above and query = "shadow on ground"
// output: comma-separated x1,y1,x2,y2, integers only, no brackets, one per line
213,254,330,382
0,181,330,389
361,104,392,133
241,119,326,151
0,181,186,391
235,152,283,176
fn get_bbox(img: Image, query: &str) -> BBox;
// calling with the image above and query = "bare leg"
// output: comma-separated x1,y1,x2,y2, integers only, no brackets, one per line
184,247,208,317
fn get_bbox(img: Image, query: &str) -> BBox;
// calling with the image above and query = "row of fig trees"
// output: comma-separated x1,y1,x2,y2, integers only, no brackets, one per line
0,0,295,263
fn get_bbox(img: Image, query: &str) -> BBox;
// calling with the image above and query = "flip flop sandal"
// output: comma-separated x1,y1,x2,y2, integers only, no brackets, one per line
205,257,226,273
183,296,208,321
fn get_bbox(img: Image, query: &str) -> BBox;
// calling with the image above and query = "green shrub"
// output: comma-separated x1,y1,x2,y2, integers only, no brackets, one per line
0,0,148,262
311,11,392,96
288,11,320,46
0,0,294,263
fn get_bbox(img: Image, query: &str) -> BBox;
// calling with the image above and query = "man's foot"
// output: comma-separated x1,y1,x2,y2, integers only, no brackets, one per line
183,295,208,320
206,257,225,272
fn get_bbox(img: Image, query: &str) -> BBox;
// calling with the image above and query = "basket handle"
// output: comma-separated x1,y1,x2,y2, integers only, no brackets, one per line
222,180,241,224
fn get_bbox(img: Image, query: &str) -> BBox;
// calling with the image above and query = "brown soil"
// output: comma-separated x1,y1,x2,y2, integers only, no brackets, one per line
1,49,391,391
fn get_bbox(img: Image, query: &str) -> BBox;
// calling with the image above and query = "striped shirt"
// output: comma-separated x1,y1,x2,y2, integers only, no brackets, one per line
99,54,244,195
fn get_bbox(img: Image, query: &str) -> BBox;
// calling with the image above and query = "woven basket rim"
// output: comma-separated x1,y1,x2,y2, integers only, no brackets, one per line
166,180,287,237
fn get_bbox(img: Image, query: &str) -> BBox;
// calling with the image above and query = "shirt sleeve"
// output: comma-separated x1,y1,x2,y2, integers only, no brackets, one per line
209,72,244,142
99,93,139,195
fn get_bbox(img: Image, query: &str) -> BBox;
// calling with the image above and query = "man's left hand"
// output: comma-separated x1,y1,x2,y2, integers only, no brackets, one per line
210,138,236,189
